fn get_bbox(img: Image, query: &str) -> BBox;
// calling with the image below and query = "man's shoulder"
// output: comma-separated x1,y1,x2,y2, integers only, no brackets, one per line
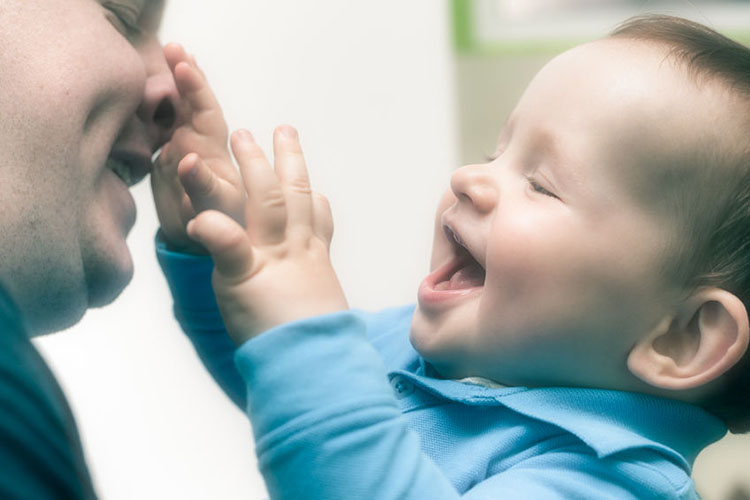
0,290,96,499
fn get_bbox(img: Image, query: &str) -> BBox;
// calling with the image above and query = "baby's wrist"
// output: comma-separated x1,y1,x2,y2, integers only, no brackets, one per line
160,227,208,256
225,303,350,346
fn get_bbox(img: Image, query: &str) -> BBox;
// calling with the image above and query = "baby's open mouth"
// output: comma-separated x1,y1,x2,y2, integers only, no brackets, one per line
434,255,485,290
417,223,485,310
434,225,486,291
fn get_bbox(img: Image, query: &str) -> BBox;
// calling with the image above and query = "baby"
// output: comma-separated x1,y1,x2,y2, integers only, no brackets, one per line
154,15,750,499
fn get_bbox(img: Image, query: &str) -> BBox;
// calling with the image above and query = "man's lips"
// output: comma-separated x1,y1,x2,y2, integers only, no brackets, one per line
107,150,152,187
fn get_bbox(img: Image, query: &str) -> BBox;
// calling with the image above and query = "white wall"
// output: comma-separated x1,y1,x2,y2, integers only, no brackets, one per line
35,1,456,499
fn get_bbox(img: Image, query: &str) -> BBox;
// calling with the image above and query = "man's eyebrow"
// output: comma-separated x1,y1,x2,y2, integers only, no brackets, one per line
141,0,166,32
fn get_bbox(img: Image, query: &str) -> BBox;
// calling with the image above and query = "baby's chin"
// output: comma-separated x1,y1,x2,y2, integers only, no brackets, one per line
409,305,437,353
409,308,469,379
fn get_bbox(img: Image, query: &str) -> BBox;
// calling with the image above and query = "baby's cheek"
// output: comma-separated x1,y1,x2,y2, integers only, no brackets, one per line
486,216,557,285
483,218,591,320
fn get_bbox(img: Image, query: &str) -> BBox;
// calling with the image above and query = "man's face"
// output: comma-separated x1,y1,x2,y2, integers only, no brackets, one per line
0,0,179,334
411,39,740,389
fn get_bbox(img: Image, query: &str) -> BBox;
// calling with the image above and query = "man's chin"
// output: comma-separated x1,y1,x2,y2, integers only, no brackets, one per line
24,286,89,337
82,246,135,309
86,265,133,308
28,271,131,336
29,269,132,337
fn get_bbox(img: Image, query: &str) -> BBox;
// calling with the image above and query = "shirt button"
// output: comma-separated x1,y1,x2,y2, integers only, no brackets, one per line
390,375,415,399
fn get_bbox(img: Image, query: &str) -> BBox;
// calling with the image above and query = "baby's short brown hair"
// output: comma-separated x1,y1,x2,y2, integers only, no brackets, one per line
610,14,750,433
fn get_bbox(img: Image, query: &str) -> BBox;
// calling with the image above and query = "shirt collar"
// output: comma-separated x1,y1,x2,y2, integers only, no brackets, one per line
397,367,726,473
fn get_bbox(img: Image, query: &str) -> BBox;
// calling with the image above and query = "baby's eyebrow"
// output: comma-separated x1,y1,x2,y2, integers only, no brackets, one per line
529,127,586,196
496,116,582,192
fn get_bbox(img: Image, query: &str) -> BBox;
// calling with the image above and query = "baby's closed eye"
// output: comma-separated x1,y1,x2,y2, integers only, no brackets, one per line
525,175,559,199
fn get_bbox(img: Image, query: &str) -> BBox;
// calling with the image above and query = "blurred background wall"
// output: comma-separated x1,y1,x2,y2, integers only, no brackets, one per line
34,1,749,499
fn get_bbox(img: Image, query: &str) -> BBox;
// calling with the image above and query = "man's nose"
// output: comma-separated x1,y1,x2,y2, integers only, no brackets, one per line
450,164,499,214
136,39,182,152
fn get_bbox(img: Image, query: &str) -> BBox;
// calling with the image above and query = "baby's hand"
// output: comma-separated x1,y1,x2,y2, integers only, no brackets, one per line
185,126,348,344
151,43,244,254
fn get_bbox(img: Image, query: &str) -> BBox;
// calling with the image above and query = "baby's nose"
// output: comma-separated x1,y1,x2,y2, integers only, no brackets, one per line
450,164,499,214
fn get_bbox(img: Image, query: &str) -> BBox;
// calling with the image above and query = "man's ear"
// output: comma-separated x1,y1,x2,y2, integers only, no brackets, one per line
627,288,749,391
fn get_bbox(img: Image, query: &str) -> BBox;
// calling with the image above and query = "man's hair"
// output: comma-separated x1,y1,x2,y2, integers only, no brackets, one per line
609,14,750,433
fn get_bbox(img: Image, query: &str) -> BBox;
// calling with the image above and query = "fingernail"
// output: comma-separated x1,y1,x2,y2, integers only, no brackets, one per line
278,125,297,140
236,129,255,142
188,158,200,178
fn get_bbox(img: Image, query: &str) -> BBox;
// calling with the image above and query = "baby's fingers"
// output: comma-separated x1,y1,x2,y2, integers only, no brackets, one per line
231,130,287,245
179,153,228,211
178,152,215,195
165,43,224,131
187,211,254,278
312,192,334,248
274,125,313,231
164,42,188,74
165,43,204,80
174,60,221,116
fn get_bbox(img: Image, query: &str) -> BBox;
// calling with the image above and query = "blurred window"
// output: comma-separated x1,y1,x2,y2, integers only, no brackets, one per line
454,0,750,52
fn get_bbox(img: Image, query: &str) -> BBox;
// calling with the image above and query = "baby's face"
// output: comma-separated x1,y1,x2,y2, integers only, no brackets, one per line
411,39,737,389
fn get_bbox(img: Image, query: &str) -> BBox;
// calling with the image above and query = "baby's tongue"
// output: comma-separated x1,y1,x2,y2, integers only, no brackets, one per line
435,261,485,290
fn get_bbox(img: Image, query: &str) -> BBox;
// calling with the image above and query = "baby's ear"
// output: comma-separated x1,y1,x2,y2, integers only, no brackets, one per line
627,288,749,391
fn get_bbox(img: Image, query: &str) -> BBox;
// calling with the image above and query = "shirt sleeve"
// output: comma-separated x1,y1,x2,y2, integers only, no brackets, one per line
154,232,246,409
234,310,695,500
